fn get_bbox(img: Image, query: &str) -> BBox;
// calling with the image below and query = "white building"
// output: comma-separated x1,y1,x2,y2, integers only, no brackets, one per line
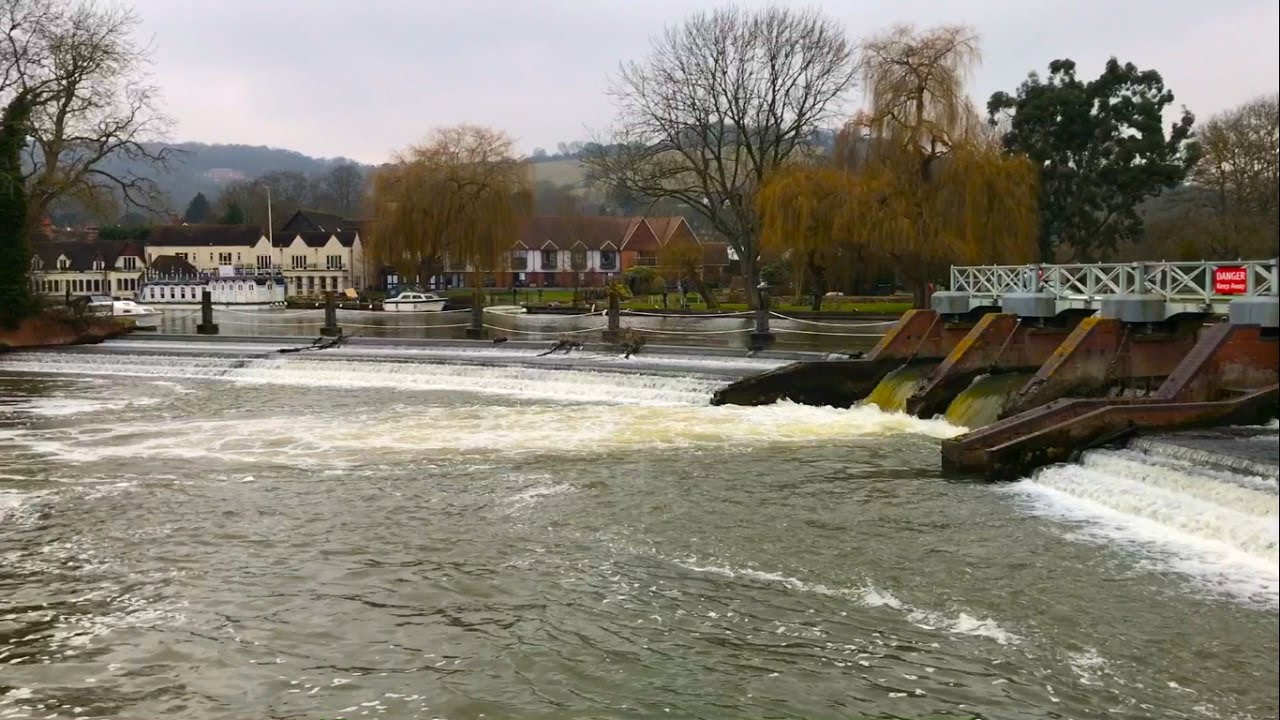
144,223,368,297
28,240,146,300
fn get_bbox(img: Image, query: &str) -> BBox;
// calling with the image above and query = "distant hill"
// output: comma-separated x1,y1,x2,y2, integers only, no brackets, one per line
101,142,370,213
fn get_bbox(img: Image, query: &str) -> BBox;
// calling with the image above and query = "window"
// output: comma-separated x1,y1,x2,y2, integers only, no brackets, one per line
175,252,189,261
257,255,272,269
319,277,327,291
307,277,315,290
58,257,70,270
511,250,528,271
92,259,104,270
218,252,233,264
570,249,587,270
122,256,138,270
599,251,617,270
326,254,343,270
292,255,307,270
180,286,187,299
540,249,558,269
29,256,41,271
294,277,302,293
636,252,658,267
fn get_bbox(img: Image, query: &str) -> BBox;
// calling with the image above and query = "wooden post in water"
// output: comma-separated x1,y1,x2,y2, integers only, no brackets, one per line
320,291,341,337
196,289,219,335
466,288,485,339
603,287,622,342
750,282,775,351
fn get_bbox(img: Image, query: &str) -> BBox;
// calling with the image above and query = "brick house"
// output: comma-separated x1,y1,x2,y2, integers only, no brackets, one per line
435,215,727,289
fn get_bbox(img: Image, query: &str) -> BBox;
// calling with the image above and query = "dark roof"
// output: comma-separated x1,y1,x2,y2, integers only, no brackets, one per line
517,216,646,252
31,240,137,271
147,255,199,275
273,230,359,248
279,209,359,233
149,224,265,247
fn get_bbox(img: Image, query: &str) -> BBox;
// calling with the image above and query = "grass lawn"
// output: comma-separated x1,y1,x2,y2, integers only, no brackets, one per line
447,288,910,314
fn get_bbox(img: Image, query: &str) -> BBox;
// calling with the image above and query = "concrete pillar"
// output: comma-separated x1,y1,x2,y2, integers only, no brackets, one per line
750,282,775,351
196,289,219,335
905,313,1021,418
320,291,341,337
466,288,485,339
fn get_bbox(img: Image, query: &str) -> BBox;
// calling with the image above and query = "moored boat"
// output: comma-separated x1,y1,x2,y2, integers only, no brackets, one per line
382,291,447,312
484,305,527,315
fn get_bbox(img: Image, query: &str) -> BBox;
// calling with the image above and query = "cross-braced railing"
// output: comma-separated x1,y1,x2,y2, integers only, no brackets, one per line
951,260,1279,304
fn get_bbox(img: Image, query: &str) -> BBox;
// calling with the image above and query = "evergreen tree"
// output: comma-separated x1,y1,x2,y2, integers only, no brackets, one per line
219,201,246,225
0,94,33,329
989,58,1199,261
182,193,212,223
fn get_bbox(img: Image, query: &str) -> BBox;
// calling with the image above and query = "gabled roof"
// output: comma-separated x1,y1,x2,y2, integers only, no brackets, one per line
147,254,199,275
279,209,361,233
518,216,645,252
31,241,123,271
646,216,693,245
149,224,265,247
273,230,359,249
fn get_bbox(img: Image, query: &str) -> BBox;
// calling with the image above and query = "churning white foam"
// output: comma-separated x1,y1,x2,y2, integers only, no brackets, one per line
1009,447,1279,606
0,352,733,406
670,558,1020,645
0,400,962,468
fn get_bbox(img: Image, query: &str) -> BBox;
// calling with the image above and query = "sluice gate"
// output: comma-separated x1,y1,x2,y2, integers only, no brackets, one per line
714,259,1280,478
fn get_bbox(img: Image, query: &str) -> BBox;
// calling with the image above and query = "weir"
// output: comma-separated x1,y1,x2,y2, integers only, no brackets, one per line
715,259,1280,478
710,309,984,407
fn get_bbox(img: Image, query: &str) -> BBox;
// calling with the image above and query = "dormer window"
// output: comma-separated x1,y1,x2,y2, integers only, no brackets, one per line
29,256,42,271
121,256,138,270
58,257,70,270
92,259,104,270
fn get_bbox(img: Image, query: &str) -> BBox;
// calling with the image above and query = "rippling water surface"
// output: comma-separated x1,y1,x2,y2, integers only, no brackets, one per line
1,348,1277,719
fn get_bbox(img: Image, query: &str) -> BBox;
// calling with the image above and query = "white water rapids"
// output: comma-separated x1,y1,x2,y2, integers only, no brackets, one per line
1,344,1277,718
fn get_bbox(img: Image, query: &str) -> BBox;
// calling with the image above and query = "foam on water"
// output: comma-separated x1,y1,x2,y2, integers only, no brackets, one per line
0,400,963,468
1,352,727,406
670,558,1021,645
1009,446,1280,606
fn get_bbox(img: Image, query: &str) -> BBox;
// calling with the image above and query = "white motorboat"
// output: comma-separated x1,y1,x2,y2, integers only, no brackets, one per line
484,305,527,315
112,299,161,329
382,291,447,312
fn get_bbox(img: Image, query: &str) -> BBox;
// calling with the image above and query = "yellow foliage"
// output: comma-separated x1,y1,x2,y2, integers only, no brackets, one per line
368,125,531,276
758,25,1038,297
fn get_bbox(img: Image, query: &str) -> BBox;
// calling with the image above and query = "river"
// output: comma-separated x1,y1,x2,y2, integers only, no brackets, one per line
150,306,890,353
1,344,1276,719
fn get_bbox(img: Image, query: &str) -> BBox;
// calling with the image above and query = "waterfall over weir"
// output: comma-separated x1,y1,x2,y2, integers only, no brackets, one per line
0,350,744,407
1010,435,1280,606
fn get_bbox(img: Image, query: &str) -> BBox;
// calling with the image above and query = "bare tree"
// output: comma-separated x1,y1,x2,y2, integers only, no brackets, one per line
583,5,855,304
2,0,172,234
322,162,365,218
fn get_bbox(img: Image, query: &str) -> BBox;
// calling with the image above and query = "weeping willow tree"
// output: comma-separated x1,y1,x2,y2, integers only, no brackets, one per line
760,25,1037,307
368,125,531,290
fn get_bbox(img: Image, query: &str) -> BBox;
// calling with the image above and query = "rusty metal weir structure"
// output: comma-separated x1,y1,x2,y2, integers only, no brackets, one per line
714,259,1279,479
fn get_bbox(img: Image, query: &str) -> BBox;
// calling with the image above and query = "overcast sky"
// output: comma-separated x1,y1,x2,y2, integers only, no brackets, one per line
134,0,1279,164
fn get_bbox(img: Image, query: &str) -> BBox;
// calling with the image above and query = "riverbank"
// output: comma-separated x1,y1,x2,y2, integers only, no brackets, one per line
0,311,131,353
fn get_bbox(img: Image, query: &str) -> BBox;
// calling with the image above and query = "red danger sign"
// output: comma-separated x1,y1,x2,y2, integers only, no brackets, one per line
1213,266,1248,294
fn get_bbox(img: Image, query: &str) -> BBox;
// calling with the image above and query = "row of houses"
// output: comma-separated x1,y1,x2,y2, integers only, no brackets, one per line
27,210,730,301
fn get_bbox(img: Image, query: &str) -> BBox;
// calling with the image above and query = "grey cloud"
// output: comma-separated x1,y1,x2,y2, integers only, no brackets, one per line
135,0,1279,163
